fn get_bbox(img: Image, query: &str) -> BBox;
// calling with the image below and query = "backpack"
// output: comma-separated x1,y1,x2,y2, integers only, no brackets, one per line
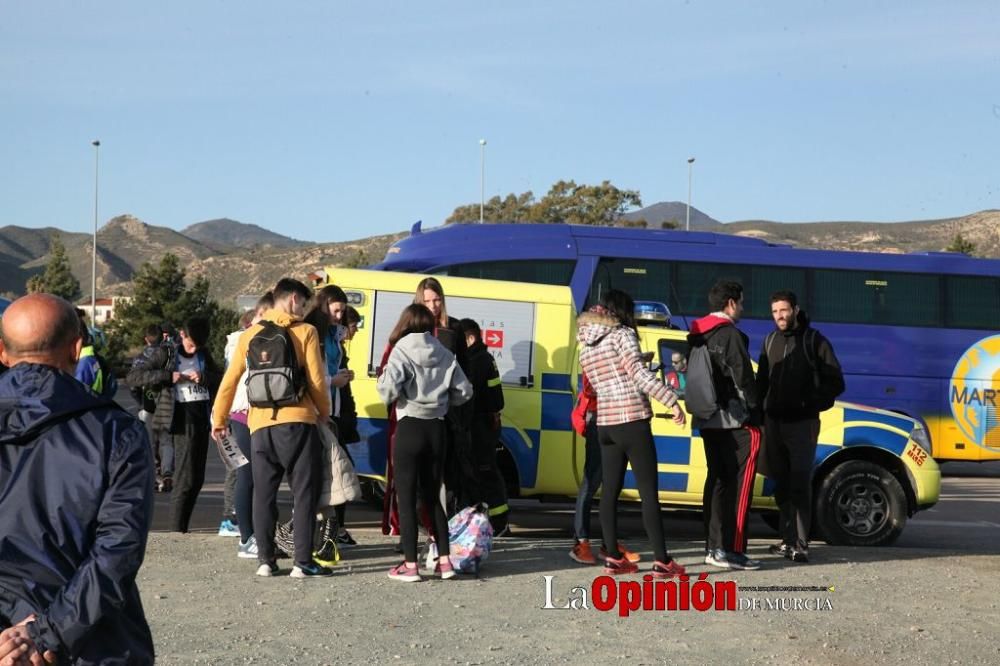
94,353,118,399
245,321,305,417
425,503,494,575
684,345,719,420
764,328,834,410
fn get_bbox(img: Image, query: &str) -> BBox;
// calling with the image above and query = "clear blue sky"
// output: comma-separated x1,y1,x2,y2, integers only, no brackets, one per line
3,1,998,243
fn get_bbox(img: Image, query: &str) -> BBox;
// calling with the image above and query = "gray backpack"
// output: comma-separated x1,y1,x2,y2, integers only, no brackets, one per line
684,345,718,420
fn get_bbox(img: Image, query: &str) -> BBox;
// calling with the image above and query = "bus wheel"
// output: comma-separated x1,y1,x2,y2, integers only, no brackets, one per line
815,460,906,546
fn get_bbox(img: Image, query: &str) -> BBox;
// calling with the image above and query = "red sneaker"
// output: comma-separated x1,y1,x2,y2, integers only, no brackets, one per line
570,540,597,565
599,542,641,564
651,559,686,579
603,555,639,575
434,560,456,580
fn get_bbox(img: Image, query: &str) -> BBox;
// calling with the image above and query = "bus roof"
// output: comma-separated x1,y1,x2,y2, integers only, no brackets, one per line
373,222,1000,277
322,266,575,306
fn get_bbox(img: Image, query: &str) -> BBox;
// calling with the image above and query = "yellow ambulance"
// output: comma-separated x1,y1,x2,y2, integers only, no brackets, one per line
322,267,939,546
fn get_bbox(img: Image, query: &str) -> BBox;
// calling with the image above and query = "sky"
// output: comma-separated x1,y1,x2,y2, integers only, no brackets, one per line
2,1,999,243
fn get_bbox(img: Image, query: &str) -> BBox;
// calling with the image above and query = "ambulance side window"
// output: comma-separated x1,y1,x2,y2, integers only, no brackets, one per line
658,339,690,399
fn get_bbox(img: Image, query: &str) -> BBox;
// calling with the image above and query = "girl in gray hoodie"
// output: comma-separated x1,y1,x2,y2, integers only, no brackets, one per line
377,304,473,581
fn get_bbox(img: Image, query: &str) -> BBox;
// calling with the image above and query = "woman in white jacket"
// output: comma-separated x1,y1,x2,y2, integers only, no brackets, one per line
377,304,473,582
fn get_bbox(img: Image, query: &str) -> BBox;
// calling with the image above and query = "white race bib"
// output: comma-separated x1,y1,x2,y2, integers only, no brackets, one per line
176,382,210,403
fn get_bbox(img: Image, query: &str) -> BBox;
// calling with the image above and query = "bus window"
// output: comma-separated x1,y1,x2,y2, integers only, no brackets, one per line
751,266,807,317
674,262,752,316
589,257,672,306
946,276,1000,330
439,260,574,286
813,269,942,327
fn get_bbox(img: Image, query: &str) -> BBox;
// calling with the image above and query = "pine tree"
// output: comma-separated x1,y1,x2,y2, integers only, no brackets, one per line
946,233,976,256
25,236,81,301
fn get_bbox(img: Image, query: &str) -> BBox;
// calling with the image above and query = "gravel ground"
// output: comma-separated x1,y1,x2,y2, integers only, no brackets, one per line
141,528,1000,665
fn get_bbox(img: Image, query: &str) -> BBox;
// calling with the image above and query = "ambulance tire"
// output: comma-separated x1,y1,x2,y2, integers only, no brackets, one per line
815,460,907,546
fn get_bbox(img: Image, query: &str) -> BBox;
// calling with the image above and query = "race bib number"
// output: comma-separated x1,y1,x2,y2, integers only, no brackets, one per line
176,382,210,403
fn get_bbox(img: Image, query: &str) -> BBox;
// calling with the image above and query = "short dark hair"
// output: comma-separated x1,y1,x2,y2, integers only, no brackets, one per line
180,317,210,348
343,305,361,326
273,278,312,303
708,280,743,311
74,308,92,346
458,318,481,342
145,323,162,339
599,289,636,330
770,290,797,308
256,291,275,312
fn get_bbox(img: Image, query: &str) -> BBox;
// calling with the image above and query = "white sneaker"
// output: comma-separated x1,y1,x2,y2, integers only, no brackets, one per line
238,536,258,559
256,562,278,577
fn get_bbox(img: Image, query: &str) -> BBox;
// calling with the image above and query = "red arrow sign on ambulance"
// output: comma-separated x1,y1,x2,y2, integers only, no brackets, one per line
484,329,504,348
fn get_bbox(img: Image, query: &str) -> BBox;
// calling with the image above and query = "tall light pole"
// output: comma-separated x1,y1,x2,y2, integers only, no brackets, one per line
91,140,100,319
479,138,487,223
686,157,695,232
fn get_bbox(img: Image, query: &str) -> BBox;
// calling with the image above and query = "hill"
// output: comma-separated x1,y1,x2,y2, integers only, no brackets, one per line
621,202,722,230
181,218,309,251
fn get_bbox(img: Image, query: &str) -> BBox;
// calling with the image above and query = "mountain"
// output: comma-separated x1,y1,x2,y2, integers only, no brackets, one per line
3,208,997,308
621,202,722,229
181,218,309,251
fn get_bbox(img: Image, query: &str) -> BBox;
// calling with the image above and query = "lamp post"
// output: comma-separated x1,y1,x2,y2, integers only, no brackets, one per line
91,140,100,320
479,139,487,223
686,157,695,232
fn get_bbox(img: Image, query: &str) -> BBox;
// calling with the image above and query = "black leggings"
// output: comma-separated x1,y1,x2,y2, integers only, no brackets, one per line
393,417,450,563
598,419,670,563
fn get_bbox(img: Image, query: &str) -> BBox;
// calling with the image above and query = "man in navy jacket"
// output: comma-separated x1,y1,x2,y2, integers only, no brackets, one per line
0,293,154,665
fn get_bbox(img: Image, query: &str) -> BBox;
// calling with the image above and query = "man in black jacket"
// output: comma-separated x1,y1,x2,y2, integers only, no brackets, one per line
0,294,154,664
459,319,510,535
687,280,763,571
757,291,845,563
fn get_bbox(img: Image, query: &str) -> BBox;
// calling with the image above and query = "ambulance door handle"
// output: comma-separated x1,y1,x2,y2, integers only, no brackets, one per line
519,375,534,388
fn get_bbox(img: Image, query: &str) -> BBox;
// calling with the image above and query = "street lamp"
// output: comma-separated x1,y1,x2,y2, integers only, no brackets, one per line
479,139,487,223
91,140,100,320
686,157,695,232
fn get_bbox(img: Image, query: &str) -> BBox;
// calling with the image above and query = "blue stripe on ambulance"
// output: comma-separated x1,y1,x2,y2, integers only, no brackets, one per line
348,417,389,477
541,392,575,431
541,373,573,391
501,427,540,488
624,470,688,492
842,407,915,434
843,426,907,456
654,435,691,465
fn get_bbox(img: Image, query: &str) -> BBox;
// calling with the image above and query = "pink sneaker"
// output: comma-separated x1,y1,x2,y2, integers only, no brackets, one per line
387,562,421,582
435,560,456,580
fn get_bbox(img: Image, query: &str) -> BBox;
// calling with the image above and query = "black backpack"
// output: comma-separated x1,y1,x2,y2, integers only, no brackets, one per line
246,321,305,418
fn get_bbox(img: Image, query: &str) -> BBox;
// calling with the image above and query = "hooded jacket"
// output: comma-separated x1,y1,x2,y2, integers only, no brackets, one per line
756,311,845,420
577,308,678,427
0,363,155,665
126,340,221,434
687,312,760,430
212,308,330,434
376,331,473,420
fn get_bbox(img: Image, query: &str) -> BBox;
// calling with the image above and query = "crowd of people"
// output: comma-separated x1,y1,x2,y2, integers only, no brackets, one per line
0,274,844,662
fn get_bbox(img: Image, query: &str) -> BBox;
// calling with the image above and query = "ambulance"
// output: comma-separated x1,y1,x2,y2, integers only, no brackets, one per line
321,267,940,546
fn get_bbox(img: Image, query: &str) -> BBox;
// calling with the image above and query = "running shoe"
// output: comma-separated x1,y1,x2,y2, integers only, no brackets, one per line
704,548,732,569
256,561,279,577
768,542,792,557
789,548,810,564
434,560,456,580
290,562,333,578
218,519,240,537
570,540,597,565
158,477,173,493
237,536,258,559
599,543,641,564
727,552,762,570
334,529,358,548
602,555,639,575
651,559,687,579
387,562,422,582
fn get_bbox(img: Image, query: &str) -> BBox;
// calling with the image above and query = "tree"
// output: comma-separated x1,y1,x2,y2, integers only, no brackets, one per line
946,233,976,256
103,253,237,367
445,180,642,227
344,249,368,268
26,235,81,301
662,219,679,230
621,218,648,228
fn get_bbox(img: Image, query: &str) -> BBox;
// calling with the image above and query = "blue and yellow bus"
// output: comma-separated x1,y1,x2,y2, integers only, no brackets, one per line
373,221,1000,463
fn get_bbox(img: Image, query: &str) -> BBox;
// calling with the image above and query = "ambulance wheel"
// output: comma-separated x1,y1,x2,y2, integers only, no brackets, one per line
815,461,906,546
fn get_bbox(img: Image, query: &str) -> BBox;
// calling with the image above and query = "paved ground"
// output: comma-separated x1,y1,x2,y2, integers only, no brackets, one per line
140,442,1000,665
